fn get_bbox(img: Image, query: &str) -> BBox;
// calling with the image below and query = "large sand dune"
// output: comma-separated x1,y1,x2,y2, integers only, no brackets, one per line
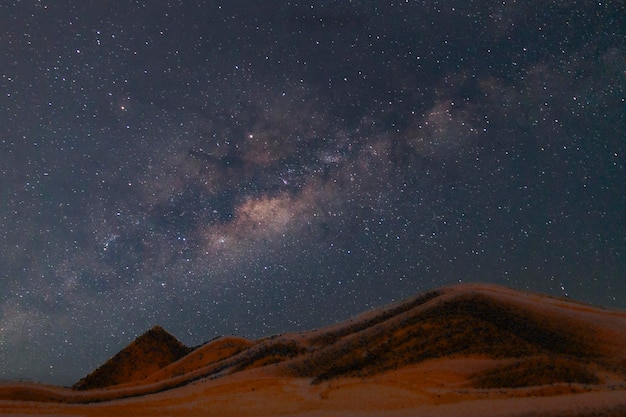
1,283,625,416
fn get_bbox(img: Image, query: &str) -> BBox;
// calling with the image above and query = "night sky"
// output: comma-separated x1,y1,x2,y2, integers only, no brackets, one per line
1,1,624,386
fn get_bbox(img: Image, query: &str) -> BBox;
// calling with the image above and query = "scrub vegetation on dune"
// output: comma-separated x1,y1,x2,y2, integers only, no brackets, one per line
0,284,624,417
470,356,600,388
306,289,443,347
515,407,626,417
284,291,602,384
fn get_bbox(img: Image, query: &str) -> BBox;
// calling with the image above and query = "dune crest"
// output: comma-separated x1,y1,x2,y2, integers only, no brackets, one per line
1,283,625,416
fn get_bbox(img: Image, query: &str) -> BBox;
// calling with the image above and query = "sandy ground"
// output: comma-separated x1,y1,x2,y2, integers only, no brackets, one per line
1,358,625,417
2,284,625,416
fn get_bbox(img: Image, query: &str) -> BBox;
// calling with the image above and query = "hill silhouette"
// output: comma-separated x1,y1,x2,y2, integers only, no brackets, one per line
72,325,192,390
1,283,624,414
69,284,625,397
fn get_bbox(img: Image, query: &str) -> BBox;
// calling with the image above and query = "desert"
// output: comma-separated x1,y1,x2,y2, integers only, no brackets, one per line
1,283,625,417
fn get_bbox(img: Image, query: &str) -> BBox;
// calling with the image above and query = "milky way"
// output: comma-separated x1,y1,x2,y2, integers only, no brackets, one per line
1,1,624,385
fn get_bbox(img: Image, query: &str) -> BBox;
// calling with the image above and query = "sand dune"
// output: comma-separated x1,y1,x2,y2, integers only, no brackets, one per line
1,283,625,416
72,325,192,390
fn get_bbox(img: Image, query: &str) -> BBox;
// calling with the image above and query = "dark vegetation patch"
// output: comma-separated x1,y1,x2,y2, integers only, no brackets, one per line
419,294,595,357
471,356,600,388
596,356,626,378
516,405,626,417
231,340,306,373
308,289,442,346
289,292,599,383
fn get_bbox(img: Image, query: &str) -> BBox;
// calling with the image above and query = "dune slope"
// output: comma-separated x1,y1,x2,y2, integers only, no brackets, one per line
72,325,192,390
1,283,624,416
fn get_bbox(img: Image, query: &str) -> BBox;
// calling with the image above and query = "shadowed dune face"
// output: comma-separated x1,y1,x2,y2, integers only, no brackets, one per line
1,284,624,414
283,291,603,383
306,289,444,347
413,293,595,358
72,326,192,390
470,356,600,388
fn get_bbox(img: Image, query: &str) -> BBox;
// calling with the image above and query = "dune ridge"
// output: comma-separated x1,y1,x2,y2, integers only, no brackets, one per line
1,283,625,416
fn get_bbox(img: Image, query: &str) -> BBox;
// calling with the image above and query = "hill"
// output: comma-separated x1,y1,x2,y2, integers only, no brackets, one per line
72,325,192,390
1,283,624,416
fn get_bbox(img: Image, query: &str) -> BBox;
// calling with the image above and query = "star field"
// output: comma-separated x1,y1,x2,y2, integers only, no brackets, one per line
1,1,624,385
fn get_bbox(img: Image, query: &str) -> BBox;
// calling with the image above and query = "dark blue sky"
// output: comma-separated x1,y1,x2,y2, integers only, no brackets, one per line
1,1,624,385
